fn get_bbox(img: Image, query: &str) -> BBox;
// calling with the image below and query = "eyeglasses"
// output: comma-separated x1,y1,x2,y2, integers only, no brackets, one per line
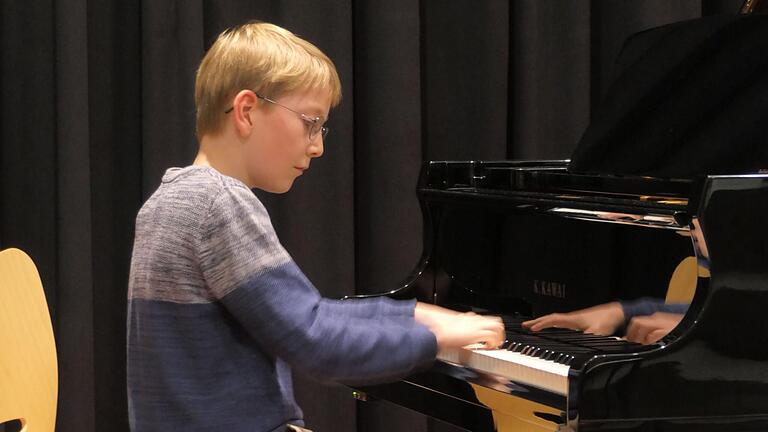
225,93,329,141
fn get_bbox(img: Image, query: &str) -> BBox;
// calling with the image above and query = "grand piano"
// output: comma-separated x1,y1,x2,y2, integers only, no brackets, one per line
347,4,768,431
349,160,768,431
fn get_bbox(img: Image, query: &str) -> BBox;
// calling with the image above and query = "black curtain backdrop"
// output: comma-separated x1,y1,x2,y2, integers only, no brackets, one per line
0,1,743,431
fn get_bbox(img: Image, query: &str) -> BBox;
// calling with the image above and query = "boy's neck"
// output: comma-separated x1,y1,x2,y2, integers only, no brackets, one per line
194,134,254,188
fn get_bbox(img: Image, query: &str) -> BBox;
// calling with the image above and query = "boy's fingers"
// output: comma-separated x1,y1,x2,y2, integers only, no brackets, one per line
471,326,504,348
522,316,543,327
522,316,549,330
627,313,681,345
479,330,504,349
526,314,578,332
625,319,639,342
582,323,614,336
645,329,667,345
626,317,651,343
475,315,503,329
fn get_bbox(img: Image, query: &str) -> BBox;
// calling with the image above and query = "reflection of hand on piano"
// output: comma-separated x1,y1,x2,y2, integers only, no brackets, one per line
523,303,683,345
626,312,684,344
522,302,625,336
415,302,505,350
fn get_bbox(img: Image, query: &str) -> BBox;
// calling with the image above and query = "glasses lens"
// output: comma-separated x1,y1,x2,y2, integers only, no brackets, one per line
302,114,327,141
309,123,327,141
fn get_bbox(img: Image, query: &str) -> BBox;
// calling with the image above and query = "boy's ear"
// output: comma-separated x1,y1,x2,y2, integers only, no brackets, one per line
232,90,258,137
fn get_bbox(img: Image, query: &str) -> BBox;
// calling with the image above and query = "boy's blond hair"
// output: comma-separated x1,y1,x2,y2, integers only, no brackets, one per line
194,21,342,138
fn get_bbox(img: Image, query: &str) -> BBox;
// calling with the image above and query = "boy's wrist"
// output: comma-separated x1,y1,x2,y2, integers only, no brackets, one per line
414,302,459,326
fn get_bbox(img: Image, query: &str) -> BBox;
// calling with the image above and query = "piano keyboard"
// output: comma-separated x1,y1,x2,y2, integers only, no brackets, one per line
437,316,644,396
437,344,571,395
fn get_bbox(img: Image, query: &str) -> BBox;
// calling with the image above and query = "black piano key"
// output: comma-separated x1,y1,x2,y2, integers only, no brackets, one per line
506,335,544,344
563,339,625,346
519,345,594,357
506,336,593,349
505,338,596,354
495,316,648,364
538,349,553,359
578,340,636,348
537,349,558,359
502,318,524,326
533,327,583,335
541,333,619,342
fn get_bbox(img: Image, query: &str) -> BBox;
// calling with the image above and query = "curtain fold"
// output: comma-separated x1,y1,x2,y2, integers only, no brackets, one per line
53,1,96,430
0,1,743,431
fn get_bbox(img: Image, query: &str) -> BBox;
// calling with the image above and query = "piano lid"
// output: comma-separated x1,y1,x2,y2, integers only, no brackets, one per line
421,160,694,223
568,14,768,178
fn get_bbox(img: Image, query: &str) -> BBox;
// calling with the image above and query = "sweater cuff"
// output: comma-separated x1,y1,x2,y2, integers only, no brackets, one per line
620,297,690,323
411,322,438,364
379,297,418,317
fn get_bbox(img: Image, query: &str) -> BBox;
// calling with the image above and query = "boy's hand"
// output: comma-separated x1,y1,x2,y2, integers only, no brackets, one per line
625,312,683,345
414,302,460,326
415,303,505,350
522,302,625,336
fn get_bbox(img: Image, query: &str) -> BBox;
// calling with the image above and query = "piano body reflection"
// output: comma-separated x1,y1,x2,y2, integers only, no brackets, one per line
348,160,768,431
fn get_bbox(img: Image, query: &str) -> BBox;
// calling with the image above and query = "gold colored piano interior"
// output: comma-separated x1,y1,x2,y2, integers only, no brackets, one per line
470,383,562,432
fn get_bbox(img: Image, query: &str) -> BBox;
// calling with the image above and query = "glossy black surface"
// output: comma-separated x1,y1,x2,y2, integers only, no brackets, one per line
349,161,768,431
579,175,768,425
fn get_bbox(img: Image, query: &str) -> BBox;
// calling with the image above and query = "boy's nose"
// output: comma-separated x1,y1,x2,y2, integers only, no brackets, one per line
308,138,323,158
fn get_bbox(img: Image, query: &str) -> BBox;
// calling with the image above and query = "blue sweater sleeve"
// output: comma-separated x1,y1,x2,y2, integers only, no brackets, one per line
324,297,417,318
283,265,417,319
220,264,436,385
199,186,436,385
620,297,689,322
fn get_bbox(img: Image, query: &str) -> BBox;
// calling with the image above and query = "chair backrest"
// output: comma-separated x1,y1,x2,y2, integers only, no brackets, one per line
665,256,698,305
0,248,58,432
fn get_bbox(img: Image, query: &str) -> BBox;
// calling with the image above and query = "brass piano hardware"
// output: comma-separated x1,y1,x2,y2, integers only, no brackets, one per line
351,390,369,402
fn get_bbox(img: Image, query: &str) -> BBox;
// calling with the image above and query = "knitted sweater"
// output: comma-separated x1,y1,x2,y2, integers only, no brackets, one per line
127,166,437,432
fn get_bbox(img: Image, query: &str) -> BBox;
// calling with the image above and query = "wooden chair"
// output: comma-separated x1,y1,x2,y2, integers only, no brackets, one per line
0,248,58,431
665,255,700,305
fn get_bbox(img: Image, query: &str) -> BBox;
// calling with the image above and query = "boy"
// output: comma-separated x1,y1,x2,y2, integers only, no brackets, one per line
127,22,504,432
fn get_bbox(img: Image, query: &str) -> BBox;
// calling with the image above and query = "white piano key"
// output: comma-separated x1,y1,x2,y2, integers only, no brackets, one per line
437,347,570,395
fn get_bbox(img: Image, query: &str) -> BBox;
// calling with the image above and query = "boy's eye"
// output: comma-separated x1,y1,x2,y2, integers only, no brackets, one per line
304,117,323,130
300,115,328,140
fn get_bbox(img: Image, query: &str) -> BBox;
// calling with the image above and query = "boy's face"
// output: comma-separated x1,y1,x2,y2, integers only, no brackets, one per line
245,88,331,193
